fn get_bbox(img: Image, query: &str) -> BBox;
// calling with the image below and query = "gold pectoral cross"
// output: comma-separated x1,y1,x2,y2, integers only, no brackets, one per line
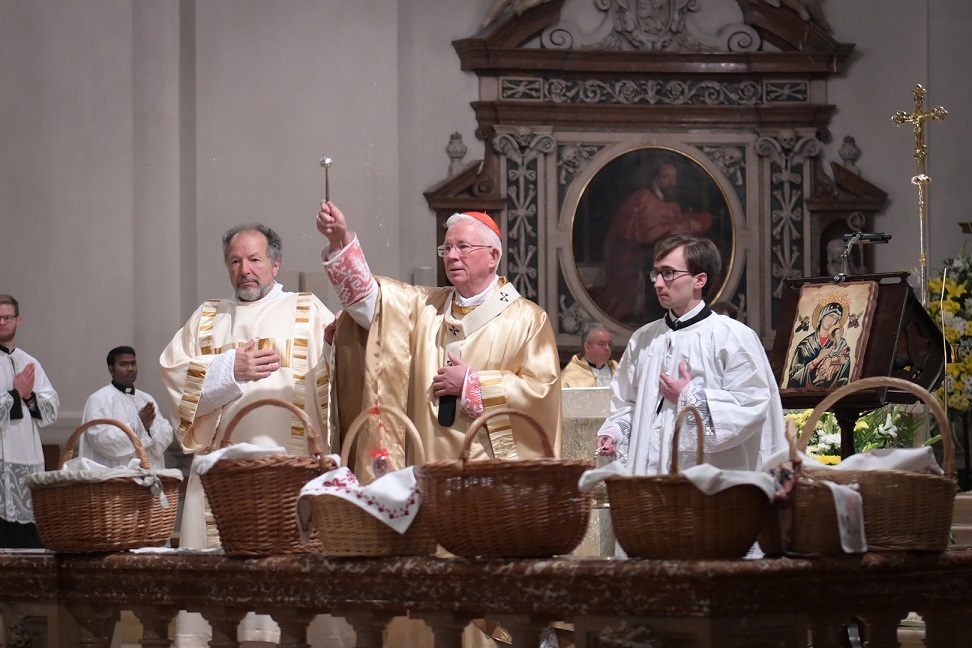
891,84,947,306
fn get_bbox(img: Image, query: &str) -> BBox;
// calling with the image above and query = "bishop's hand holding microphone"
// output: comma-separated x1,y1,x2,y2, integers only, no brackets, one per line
433,352,467,427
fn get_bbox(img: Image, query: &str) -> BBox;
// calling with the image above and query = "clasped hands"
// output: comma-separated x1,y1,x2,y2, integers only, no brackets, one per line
13,363,35,402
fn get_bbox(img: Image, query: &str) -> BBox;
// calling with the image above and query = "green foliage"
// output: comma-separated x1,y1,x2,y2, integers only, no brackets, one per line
785,404,920,461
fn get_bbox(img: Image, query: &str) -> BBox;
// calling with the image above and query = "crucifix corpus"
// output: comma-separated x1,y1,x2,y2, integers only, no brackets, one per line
891,84,948,306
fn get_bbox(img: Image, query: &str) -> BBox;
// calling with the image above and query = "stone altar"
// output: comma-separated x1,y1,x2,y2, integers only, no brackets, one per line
2,549,971,647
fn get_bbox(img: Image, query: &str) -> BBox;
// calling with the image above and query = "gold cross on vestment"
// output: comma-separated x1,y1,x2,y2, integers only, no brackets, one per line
890,84,948,306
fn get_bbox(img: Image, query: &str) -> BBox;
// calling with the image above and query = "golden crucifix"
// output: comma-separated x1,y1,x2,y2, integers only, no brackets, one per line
891,84,947,306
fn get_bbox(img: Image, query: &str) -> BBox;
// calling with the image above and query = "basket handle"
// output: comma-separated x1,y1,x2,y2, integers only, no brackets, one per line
340,406,425,470
220,397,326,460
462,408,554,462
797,376,955,477
668,406,704,475
59,418,150,470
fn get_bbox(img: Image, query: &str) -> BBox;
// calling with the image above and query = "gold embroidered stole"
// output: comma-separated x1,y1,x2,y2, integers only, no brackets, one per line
178,293,329,455
443,280,521,460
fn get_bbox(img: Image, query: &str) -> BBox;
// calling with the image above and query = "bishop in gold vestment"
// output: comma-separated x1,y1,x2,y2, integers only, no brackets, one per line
317,203,562,479
317,202,562,648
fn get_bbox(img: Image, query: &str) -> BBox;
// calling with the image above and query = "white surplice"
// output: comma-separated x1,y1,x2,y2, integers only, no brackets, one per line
0,346,59,524
79,384,174,470
599,306,787,476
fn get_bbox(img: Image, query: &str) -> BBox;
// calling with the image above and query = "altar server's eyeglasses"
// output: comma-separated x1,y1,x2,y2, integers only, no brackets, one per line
437,244,492,258
649,268,695,283
0,315,17,323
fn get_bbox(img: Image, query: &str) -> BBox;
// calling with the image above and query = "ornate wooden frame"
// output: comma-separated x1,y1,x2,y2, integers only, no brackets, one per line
425,0,888,357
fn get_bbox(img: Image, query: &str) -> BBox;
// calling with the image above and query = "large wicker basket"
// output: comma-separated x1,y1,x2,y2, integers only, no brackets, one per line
29,418,181,552
306,406,437,557
200,398,327,556
420,408,594,558
798,376,957,552
757,419,848,557
607,406,772,559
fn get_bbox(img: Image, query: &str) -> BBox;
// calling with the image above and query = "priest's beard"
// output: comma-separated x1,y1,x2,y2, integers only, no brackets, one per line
235,282,271,302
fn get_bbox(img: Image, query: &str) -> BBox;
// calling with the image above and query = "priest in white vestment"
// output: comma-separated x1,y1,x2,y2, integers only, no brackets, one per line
80,345,174,470
316,201,562,648
0,294,59,549
597,235,787,476
160,224,347,648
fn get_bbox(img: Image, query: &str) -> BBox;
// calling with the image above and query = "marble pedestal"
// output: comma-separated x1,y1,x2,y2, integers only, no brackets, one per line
562,387,615,557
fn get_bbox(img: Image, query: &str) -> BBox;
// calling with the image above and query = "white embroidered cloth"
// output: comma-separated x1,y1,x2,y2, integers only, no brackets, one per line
578,460,777,501
26,457,183,509
819,480,867,553
189,442,289,476
296,459,423,544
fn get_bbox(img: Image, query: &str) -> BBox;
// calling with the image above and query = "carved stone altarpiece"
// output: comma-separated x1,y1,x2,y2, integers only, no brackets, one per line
424,0,888,356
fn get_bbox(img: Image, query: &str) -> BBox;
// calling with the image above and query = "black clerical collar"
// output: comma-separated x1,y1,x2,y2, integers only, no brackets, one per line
0,344,12,355
585,358,607,370
111,380,136,395
665,305,712,331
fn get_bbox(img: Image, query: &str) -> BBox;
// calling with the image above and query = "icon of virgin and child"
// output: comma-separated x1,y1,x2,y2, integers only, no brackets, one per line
785,301,853,389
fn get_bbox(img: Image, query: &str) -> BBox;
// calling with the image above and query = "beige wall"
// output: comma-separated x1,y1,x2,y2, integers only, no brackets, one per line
1,0,969,444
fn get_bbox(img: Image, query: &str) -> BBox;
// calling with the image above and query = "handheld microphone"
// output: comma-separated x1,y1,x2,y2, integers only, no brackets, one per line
438,395,457,426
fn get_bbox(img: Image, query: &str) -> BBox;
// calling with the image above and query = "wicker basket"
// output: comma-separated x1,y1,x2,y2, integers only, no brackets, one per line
306,406,437,557
29,418,181,552
419,408,594,558
607,406,772,559
200,397,327,556
757,419,847,557
797,376,957,552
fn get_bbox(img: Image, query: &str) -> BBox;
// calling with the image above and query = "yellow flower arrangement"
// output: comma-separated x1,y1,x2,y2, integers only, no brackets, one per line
927,251,972,412
784,404,918,463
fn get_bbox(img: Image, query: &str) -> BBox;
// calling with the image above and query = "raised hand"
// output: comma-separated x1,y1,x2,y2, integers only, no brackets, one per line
316,201,352,250
138,402,157,430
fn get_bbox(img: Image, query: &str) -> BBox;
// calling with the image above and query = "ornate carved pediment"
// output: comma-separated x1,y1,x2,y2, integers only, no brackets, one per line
427,0,886,353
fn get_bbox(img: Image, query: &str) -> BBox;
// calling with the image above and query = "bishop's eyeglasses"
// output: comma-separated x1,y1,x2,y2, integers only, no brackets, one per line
437,244,492,258
649,268,695,283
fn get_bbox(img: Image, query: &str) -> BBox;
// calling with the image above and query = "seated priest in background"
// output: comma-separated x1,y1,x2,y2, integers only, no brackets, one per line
317,200,561,648
160,223,347,648
596,235,787,474
80,345,174,470
560,322,617,388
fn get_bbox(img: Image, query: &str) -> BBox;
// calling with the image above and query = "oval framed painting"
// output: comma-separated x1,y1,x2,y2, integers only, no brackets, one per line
570,146,736,329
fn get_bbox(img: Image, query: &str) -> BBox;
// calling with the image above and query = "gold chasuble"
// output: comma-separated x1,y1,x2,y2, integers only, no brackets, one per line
333,276,562,482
